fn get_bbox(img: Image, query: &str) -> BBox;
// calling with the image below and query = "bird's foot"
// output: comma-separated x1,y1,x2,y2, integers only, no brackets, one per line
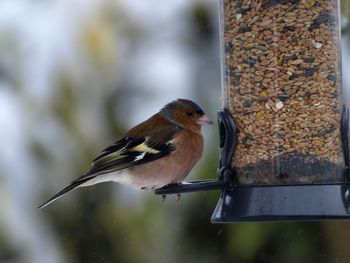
176,193,181,202
162,194,166,202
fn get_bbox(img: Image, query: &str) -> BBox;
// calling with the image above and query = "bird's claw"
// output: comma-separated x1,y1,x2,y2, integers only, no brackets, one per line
177,193,181,202
162,194,166,202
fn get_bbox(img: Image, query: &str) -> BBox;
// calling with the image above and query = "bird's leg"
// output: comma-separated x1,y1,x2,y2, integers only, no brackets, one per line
176,193,181,202
162,194,167,202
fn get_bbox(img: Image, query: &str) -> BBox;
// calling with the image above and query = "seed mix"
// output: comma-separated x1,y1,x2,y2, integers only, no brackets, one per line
222,0,344,184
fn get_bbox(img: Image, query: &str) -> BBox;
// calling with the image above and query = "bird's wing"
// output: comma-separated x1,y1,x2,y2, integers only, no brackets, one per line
78,137,173,181
38,115,181,209
73,121,181,183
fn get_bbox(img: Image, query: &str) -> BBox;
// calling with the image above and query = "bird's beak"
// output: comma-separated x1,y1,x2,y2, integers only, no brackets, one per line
196,115,214,125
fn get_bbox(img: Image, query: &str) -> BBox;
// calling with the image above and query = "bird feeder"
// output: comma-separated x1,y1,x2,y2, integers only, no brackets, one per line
155,0,350,222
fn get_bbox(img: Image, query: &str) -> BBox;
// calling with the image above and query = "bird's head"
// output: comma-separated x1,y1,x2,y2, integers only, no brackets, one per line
161,99,213,132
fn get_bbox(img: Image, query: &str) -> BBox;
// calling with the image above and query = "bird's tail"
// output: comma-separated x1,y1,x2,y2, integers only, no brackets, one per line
38,177,91,209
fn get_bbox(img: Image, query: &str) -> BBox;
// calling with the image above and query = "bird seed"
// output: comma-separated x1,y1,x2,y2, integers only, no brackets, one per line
221,0,344,184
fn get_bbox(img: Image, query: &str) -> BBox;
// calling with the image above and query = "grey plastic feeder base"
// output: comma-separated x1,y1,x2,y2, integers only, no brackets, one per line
211,184,350,222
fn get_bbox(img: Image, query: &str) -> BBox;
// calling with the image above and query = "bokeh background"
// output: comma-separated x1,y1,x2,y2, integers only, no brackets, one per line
0,0,350,262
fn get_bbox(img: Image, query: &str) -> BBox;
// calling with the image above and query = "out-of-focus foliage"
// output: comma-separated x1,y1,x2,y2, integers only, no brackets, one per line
341,0,350,20
0,1,350,263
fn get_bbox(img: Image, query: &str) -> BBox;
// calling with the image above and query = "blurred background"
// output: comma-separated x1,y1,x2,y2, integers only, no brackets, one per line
0,0,350,262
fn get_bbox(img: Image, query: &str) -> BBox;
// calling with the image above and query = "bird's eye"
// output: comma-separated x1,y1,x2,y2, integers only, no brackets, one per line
186,112,193,117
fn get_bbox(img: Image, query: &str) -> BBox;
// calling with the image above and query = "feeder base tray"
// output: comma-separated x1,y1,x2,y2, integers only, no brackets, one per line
211,184,350,222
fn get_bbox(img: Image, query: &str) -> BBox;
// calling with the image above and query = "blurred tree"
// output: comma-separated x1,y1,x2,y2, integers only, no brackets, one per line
341,0,350,20
1,0,350,263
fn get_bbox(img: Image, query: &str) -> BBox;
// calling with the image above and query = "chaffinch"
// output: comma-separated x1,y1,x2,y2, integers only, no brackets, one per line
39,99,213,208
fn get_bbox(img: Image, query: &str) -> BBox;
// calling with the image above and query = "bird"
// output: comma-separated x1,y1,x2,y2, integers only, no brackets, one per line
39,99,213,209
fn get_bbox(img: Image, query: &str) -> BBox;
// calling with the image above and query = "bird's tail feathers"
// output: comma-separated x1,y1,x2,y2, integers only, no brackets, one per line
38,177,92,209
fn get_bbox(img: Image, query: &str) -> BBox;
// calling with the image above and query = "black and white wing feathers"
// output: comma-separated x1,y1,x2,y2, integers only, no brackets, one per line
38,114,181,209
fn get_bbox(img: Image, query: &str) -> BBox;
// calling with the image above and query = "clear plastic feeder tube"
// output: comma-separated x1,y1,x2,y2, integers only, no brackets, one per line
220,0,344,184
